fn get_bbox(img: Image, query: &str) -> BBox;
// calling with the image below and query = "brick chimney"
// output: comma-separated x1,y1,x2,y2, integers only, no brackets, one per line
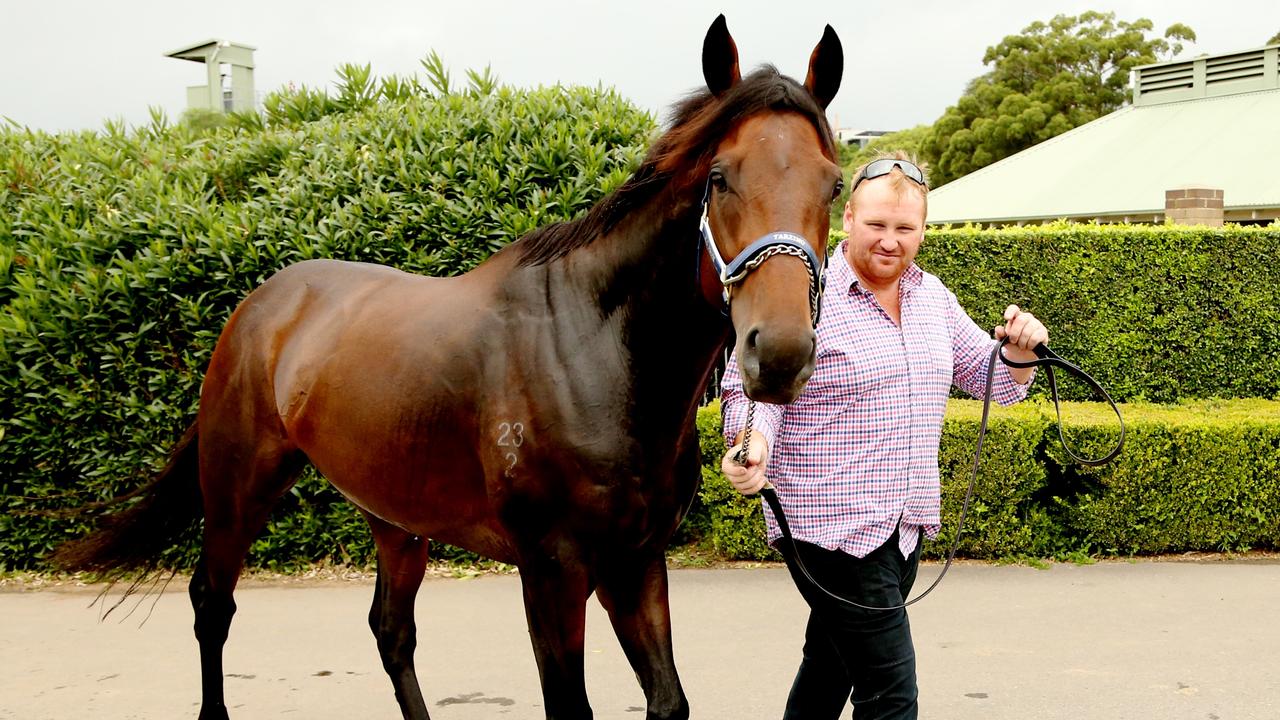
1165,187,1224,227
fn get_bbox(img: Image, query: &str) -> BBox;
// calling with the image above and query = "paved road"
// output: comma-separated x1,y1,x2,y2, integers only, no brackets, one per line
3,560,1278,719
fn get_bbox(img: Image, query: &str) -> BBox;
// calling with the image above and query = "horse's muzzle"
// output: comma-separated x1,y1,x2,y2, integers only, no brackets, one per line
737,324,816,404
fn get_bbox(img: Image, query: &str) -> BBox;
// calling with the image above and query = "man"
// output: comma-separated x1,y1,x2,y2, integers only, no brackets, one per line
719,152,1047,720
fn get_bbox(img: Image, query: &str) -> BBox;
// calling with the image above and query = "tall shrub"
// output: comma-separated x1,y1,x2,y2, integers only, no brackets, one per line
0,65,655,570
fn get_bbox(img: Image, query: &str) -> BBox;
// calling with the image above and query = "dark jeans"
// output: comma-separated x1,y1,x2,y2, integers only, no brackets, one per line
778,532,922,720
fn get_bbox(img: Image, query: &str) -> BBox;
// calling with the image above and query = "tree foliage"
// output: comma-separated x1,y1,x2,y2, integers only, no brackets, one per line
844,125,932,174
922,12,1196,185
829,125,932,225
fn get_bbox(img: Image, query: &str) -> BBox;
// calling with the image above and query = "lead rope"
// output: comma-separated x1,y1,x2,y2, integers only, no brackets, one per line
734,337,1125,612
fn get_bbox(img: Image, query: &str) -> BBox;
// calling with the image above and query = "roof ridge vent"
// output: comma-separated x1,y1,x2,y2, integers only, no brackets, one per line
1133,44,1279,106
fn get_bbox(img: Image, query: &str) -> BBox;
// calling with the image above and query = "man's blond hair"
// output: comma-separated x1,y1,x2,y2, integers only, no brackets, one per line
848,150,930,219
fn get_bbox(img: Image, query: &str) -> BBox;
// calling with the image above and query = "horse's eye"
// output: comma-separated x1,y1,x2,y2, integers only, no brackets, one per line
710,170,728,193
831,179,845,202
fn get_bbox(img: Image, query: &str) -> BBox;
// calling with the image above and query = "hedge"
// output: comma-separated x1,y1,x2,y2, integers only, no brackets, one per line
4,60,1279,571
1043,400,1280,554
914,223,1280,404
0,65,655,571
691,399,1280,560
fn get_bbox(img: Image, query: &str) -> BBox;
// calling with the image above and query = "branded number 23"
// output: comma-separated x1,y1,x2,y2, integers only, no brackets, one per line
498,422,525,472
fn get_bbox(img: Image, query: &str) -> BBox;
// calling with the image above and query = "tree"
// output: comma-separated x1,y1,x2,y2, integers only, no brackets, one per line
921,12,1195,185
830,125,932,225
844,125,933,173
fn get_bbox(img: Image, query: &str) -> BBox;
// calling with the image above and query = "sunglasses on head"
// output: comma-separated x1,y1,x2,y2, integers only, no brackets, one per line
850,158,927,193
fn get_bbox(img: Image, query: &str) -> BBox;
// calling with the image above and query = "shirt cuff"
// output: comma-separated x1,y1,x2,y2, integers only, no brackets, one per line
993,363,1034,406
722,399,784,454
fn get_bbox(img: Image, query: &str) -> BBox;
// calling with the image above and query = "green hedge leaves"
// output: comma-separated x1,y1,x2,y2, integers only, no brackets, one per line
690,400,1280,560
916,223,1280,404
5,64,1278,571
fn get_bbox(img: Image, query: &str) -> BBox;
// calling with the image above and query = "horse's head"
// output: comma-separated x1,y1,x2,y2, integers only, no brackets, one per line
694,16,844,404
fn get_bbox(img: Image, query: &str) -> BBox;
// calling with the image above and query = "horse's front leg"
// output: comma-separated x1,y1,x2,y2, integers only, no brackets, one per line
517,539,595,720
596,551,690,720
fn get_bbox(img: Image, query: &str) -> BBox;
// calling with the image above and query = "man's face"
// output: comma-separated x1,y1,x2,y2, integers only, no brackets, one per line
841,176,926,287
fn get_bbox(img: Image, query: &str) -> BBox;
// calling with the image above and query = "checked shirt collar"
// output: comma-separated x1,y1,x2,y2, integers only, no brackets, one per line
830,240,924,302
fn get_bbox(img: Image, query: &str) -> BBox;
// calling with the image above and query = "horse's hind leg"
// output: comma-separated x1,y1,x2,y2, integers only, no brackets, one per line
363,513,431,720
596,551,689,720
189,425,302,720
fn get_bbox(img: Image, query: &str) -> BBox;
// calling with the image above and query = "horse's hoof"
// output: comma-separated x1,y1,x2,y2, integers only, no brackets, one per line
198,704,231,720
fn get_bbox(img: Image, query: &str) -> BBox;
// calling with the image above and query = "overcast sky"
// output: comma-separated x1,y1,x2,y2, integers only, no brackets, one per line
3,1,1279,135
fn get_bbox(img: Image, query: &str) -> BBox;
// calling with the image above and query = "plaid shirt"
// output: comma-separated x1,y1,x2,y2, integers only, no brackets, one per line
721,241,1032,559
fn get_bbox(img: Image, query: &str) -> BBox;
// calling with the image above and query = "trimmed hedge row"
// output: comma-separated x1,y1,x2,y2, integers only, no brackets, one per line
691,399,1280,560
913,223,1280,404
1041,400,1280,554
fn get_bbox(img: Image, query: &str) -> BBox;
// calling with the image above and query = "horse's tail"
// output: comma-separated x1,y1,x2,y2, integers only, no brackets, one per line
51,423,203,575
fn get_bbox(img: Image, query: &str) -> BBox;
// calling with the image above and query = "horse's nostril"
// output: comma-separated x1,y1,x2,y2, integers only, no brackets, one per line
745,327,760,353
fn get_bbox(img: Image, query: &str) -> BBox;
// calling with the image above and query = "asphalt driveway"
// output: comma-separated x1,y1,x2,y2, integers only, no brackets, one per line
3,558,1278,719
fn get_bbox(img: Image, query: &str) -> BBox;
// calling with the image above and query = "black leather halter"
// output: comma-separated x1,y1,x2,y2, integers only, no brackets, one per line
697,180,828,327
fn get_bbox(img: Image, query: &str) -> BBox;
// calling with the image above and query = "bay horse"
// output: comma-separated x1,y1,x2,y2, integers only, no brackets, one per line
54,15,844,720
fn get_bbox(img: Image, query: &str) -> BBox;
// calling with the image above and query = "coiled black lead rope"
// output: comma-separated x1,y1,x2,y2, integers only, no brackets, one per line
738,338,1125,612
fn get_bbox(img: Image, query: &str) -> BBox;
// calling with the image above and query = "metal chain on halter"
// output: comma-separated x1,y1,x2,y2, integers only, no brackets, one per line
724,245,821,321
734,400,758,465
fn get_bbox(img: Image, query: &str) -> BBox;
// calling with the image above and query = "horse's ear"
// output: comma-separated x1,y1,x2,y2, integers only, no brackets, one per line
804,25,843,109
702,14,741,97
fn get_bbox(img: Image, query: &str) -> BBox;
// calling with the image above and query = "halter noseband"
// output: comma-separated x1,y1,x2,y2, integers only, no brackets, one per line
697,180,828,327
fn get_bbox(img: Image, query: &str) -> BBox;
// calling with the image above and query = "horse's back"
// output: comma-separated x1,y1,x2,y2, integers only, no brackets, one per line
211,259,458,392
199,258,516,552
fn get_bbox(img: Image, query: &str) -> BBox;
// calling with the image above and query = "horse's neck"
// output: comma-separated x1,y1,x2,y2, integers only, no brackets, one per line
573,197,729,416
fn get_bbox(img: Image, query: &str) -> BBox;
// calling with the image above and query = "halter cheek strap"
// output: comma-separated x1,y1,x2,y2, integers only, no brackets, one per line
697,183,829,327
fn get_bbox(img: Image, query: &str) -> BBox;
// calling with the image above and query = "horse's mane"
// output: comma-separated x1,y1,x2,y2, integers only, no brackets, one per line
516,66,837,267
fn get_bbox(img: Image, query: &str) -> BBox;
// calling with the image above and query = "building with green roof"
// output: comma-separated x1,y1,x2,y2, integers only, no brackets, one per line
927,44,1280,227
